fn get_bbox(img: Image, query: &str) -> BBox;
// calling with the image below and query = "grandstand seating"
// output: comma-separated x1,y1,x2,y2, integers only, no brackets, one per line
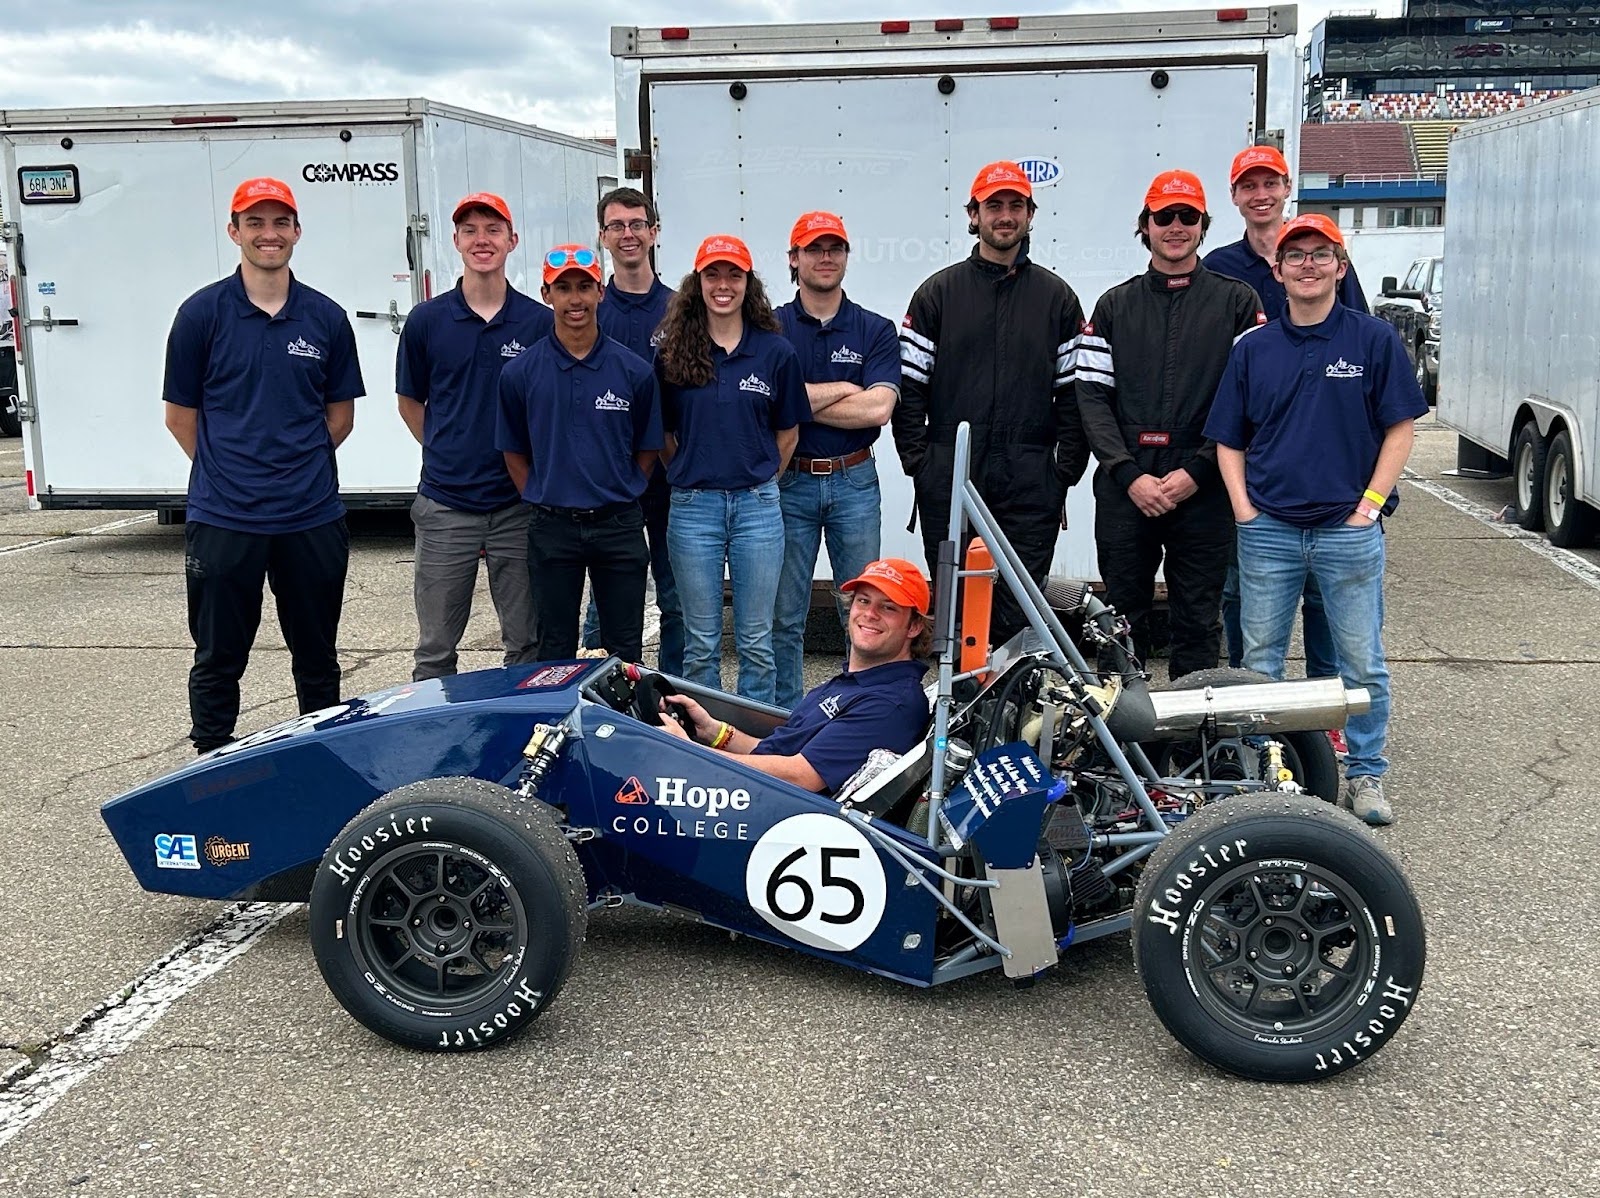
1300,122,1419,178
1316,88,1575,123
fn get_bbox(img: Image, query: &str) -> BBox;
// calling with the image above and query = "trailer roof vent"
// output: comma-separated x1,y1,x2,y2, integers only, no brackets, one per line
170,114,239,125
988,17,1021,31
1216,9,1249,21
933,19,965,32
660,27,690,41
880,20,911,34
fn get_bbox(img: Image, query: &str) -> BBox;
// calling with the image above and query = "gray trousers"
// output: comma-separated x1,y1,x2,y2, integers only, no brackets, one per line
411,493,538,680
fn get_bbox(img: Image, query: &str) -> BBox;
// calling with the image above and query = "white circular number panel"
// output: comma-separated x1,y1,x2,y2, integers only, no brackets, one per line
744,814,887,952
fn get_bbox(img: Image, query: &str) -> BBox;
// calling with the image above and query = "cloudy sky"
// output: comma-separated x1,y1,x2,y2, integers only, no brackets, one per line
5,1,1404,137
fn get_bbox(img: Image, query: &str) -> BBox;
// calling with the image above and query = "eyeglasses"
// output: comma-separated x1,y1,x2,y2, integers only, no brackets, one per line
1280,247,1339,266
602,219,653,235
1150,208,1203,227
545,247,599,270
799,244,848,258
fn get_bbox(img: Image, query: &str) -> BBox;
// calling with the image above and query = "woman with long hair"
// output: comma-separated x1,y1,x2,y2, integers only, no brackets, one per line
656,235,808,703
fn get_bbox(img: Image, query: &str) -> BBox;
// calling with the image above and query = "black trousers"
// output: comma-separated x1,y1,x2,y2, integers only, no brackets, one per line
526,503,650,663
185,517,350,752
915,440,1065,644
1092,470,1233,679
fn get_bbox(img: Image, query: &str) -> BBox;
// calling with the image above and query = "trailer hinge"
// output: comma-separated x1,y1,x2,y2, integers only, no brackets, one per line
408,214,429,237
16,395,36,423
0,221,18,244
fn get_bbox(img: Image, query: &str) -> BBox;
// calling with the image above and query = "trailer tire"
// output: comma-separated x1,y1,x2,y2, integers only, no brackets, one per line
1543,429,1598,548
1510,422,1547,531
1414,342,1435,406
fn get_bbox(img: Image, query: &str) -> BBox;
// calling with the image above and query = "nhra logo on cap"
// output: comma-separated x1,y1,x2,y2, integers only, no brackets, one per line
1015,157,1061,187
615,777,652,805
286,337,323,361
738,374,772,396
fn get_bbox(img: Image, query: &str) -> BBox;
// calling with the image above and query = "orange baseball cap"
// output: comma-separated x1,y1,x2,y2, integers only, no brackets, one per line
1276,213,1345,251
541,244,602,286
970,161,1032,203
230,177,297,215
453,192,514,226
1145,169,1207,213
1230,145,1291,185
694,234,753,272
790,211,849,249
841,558,931,615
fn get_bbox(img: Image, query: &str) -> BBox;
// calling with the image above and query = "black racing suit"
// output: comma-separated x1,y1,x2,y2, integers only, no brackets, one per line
1076,262,1264,677
894,246,1089,642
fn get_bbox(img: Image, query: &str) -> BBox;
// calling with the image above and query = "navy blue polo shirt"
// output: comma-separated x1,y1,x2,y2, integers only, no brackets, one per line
597,277,673,360
751,658,930,793
659,325,809,489
775,292,901,459
1204,303,1428,528
162,269,364,534
1204,237,1368,322
395,283,554,512
495,333,663,508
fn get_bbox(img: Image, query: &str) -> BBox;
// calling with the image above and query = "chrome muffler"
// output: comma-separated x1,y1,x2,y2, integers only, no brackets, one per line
1146,678,1371,738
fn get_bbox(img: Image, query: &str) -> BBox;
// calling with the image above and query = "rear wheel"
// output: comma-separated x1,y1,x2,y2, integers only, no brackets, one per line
1510,422,1547,531
1543,429,1598,548
1414,342,1436,406
309,777,586,1051
1133,793,1425,1081
1150,668,1341,803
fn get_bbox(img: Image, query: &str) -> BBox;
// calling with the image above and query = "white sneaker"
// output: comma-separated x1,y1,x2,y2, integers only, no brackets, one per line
1340,775,1394,826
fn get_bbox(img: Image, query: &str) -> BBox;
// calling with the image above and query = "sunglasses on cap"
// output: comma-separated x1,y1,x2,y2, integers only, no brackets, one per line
1150,208,1203,227
544,247,599,270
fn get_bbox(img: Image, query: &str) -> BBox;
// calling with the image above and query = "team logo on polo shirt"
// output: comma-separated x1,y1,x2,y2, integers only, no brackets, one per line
595,390,630,411
1326,358,1364,379
738,374,772,396
819,694,842,719
501,339,526,359
830,346,863,365
649,329,665,347
286,337,323,361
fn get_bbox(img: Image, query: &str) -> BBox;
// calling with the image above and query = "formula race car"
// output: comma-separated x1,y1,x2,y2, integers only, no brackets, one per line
102,425,1425,1082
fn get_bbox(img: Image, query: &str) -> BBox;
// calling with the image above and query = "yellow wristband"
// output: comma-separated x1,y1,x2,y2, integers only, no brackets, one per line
1363,489,1386,507
711,722,732,749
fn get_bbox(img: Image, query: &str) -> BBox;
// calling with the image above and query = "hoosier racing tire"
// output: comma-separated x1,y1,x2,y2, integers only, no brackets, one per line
1133,793,1424,1082
309,777,586,1051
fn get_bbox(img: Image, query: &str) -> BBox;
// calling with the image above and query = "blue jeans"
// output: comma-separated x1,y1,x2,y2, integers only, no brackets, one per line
1223,561,1340,678
1236,512,1391,778
773,457,882,709
667,481,784,702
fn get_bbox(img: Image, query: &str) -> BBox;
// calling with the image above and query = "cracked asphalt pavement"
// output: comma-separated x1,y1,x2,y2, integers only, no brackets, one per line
2,419,1599,1196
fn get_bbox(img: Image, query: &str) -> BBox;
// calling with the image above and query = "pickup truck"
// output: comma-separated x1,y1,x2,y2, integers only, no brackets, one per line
1375,255,1443,405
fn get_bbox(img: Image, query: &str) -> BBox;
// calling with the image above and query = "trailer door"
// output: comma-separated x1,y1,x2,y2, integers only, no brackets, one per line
3,133,221,499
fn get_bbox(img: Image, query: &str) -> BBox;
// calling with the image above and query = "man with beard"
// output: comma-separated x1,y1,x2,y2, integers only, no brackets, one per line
894,161,1088,642
1076,170,1266,675
772,211,900,710
658,558,931,794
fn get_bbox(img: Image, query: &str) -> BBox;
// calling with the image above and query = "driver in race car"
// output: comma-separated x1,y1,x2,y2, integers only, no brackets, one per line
658,559,932,793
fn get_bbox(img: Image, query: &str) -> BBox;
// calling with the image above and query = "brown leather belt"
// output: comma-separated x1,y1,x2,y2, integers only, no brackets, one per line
788,447,872,476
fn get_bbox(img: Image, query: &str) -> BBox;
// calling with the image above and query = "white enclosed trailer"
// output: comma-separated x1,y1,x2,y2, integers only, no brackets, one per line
1439,87,1600,547
612,7,1302,579
0,99,613,513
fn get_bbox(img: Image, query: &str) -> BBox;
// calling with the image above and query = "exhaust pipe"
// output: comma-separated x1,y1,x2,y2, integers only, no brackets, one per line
1146,678,1371,738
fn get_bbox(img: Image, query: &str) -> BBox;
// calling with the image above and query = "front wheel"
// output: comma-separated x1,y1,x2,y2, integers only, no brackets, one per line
1149,668,1341,803
309,777,587,1051
1133,793,1425,1081
1511,422,1547,531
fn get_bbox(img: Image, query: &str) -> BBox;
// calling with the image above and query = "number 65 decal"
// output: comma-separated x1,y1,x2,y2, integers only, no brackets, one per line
744,814,888,952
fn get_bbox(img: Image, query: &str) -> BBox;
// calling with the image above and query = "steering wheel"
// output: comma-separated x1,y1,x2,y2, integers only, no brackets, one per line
631,672,697,741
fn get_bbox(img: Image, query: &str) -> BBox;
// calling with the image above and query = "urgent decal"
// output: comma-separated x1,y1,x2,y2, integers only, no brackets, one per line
744,813,887,952
203,837,251,867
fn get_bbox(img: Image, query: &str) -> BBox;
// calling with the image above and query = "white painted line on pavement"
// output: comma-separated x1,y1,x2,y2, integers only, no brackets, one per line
0,902,296,1148
0,512,156,557
1402,469,1600,595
